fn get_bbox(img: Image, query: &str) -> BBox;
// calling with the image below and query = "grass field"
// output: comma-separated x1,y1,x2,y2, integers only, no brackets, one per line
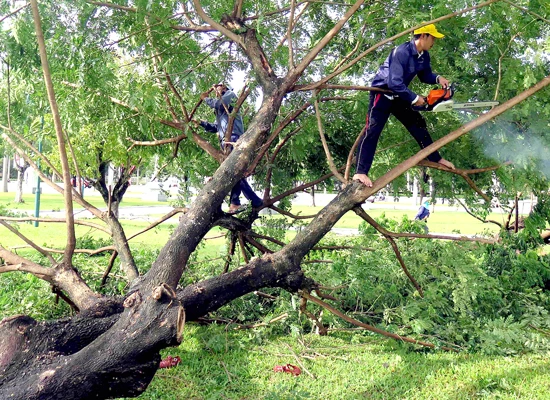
0,193,509,257
290,204,506,235
0,192,162,211
137,324,550,400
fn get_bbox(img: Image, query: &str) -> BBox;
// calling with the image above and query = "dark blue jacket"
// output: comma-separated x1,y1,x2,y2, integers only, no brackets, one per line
371,40,439,104
414,205,430,221
200,90,245,144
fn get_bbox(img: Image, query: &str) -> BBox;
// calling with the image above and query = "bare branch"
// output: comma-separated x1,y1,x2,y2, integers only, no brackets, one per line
88,1,216,32
248,232,286,247
301,291,457,351
5,60,11,128
500,0,550,24
275,2,310,50
9,244,116,256
418,160,497,203
301,0,501,90
31,0,76,263
267,166,345,206
0,220,57,265
100,251,118,288
289,0,365,82
314,93,346,183
263,126,302,199
344,124,366,181
0,216,111,234
191,0,245,47
224,85,251,147
223,234,237,274
237,233,250,264
243,234,274,254
293,84,391,93
0,133,104,219
454,198,502,228
0,124,62,178
287,0,296,69
126,208,188,241
248,96,345,175
0,2,29,24
353,207,423,296
268,205,318,220
0,246,53,280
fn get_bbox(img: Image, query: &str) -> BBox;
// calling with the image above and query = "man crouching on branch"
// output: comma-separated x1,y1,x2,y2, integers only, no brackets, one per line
353,23,455,188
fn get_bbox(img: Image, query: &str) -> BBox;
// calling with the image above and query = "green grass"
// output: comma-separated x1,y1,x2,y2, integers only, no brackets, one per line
291,204,507,235
0,198,506,257
0,219,226,257
137,324,550,400
0,192,163,211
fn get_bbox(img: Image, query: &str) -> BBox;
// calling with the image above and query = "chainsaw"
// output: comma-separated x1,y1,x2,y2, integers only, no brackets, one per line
413,83,499,112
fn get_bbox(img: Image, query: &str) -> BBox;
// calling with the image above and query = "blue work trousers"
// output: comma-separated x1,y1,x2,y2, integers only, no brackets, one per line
356,92,442,175
223,135,263,207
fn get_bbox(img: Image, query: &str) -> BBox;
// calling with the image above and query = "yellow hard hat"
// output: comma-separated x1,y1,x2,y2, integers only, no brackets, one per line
413,24,444,38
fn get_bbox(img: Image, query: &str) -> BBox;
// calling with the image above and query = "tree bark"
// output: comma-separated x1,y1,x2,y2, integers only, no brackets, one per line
14,166,26,203
1,155,9,192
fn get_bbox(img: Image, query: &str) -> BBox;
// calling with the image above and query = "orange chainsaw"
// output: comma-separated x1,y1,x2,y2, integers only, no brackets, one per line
414,83,499,112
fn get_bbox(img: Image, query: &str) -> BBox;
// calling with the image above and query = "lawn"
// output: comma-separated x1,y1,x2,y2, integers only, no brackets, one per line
136,324,550,400
1,194,508,255
0,192,163,211
291,204,507,235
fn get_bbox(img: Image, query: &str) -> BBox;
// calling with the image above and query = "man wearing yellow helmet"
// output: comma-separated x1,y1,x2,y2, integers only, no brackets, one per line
353,24,455,188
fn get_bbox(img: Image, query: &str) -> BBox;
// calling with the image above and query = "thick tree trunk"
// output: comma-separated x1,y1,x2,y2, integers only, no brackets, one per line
0,252,308,399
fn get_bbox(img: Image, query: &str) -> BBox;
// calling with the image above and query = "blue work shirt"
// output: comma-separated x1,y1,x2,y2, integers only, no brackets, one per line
200,90,245,144
371,40,439,104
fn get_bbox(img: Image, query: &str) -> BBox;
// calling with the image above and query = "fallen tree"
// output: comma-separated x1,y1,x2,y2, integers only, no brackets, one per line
1,0,550,398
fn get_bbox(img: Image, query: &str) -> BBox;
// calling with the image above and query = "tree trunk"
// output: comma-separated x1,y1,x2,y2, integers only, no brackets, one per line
1,155,9,192
14,166,27,203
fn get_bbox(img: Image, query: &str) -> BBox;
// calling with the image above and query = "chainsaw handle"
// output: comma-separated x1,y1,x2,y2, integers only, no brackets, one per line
412,97,430,112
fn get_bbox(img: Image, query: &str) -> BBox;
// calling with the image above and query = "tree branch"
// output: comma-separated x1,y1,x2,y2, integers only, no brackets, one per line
0,246,54,280
353,207,423,296
300,0,500,90
289,0,365,82
344,124,366,181
0,2,29,24
417,160,492,203
0,221,57,265
301,291,457,351
0,216,111,234
126,208,188,241
314,93,346,183
500,0,550,24
31,0,76,264
191,0,245,47
454,197,502,228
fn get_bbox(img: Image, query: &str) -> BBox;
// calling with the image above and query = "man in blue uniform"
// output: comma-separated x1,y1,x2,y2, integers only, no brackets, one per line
354,24,455,188
198,83,263,213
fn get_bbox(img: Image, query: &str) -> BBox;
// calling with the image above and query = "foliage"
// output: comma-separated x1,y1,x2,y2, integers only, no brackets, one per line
200,205,550,355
